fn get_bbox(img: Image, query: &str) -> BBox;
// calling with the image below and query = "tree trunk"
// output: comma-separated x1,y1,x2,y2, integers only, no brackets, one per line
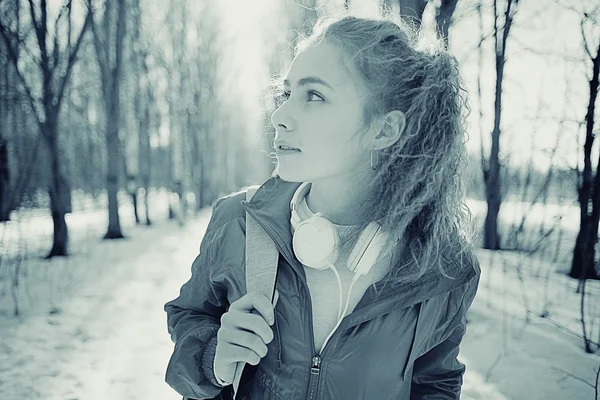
98,0,126,240
143,176,152,226
139,92,152,225
104,96,124,239
398,0,427,23
435,0,458,48
132,190,139,224
483,0,518,250
45,119,70,257
0,137,10,221
570,40,600,279
571,221,596,279
483,50,503,250
0,53,9,222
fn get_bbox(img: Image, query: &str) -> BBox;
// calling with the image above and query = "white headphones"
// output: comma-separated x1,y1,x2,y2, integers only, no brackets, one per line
289,182,388,353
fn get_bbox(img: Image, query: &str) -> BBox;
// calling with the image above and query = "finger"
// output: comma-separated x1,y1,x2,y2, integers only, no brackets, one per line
226,309,274,345
221,341,262,366
231,291,275,325
221,328,269,358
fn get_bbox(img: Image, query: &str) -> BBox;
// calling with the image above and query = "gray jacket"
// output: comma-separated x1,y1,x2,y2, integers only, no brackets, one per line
164,175,481,400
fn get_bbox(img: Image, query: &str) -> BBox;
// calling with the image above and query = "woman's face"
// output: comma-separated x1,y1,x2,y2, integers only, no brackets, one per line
271,42,372,183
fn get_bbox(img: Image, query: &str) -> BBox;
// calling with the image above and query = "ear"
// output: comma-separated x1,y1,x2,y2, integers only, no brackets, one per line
373,110,406,150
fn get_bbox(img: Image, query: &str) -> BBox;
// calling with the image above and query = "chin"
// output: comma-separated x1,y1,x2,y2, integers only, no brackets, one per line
274,164,308,183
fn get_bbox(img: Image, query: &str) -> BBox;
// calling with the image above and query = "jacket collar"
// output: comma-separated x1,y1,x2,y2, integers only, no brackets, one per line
241,175,477,327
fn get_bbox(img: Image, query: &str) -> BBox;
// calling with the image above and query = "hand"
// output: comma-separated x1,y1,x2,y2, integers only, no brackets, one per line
214,290,279,384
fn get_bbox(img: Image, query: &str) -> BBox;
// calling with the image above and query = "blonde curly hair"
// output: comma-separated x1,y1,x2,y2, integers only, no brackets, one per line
268,12,478,294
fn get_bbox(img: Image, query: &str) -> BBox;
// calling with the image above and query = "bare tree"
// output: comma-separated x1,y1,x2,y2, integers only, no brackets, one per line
481,0,521,250
0,0,91,257
166,0,187,225
0,136,8,221
131,0,151,225
0,14,11,222
395,0,459,47
88,0,127,239
395,0,518,251
139,54,154,225
569,6,600,282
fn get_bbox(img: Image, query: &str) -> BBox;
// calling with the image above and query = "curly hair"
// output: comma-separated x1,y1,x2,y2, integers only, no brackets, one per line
267,12,478,295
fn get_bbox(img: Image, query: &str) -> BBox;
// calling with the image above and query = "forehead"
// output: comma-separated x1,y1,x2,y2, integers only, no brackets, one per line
287,42,361,94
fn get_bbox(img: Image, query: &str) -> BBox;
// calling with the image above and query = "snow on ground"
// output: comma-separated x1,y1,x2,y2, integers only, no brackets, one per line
0,204,204,400
0,197,598,400
460,249,600,400
0,189,172,259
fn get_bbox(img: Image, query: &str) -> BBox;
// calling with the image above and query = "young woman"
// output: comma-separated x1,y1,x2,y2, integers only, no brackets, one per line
165,13,481,400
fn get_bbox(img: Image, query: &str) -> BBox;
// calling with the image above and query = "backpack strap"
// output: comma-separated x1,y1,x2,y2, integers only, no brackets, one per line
244,185,280,304
231,184,279,398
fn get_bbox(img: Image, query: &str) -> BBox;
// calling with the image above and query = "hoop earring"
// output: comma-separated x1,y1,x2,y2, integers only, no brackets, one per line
370,147,379,170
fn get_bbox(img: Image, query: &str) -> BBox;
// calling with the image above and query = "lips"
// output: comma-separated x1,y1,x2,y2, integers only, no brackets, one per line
275,141,301,151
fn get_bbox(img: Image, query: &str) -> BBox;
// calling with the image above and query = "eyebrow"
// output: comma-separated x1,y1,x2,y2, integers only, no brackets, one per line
283,76,334,91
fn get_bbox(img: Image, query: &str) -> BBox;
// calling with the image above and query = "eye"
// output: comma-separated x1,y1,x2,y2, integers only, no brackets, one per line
306,90,324,102
276,89,324,106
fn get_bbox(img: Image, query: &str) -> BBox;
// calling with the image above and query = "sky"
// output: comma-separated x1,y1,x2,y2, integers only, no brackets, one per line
216,0,598,172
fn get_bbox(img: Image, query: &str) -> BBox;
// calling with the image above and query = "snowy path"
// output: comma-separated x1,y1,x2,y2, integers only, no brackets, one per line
0,210,204,400
0,207,592,399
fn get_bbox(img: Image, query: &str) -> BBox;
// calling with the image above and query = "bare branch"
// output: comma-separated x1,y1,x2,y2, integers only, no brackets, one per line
88,0,108,97
510,35,585,63
51,0,73,71
581,15,593,61
28,0,50,72
103,0,111,68
55,5,91,109
0,22,41,123
500,0,519,58
457,27,497,65
27,0,40,37
114,0,126,83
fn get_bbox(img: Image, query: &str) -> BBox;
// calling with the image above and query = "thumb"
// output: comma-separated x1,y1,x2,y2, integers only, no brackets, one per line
273,289,280,307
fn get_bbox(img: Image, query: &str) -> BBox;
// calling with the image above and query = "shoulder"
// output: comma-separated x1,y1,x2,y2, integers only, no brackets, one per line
446,245,481,308
196,188,250,255
209,187,253,227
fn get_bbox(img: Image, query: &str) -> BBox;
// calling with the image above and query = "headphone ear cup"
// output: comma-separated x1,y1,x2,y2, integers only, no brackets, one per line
346,222,384,276
292,216,339,270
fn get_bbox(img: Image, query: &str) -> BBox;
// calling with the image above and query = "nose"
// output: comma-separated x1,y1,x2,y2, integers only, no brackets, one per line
271,104,294,133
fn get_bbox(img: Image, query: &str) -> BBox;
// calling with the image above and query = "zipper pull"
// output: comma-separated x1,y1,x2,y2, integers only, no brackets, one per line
311,355,321,374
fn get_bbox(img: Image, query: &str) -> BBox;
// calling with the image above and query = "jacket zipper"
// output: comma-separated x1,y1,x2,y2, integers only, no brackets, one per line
306,354,322,400
305,278,323,400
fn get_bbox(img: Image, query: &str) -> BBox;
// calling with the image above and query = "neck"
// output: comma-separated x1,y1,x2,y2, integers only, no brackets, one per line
304,172,375,226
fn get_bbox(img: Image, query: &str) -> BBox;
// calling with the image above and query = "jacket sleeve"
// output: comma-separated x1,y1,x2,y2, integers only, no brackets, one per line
164,199,231,400
410,272,480,400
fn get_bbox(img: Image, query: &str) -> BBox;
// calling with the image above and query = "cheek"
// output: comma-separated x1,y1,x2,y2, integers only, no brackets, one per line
301,108,364,158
